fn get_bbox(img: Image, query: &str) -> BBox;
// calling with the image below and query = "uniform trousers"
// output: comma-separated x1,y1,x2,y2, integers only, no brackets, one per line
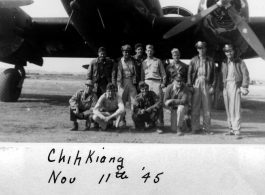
70,108,93,122
191,77,211,131
170,105,188,131
145,79,164,126
93,111,126,130
118,78,137,110
223,80,241,134
132,108,161,129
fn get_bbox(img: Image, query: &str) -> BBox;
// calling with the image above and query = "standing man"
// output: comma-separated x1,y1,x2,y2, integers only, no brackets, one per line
69,80,98,131
132,81,162,133
164,74,189,136
93,83,126,131
187,41,216,134
219,44,250,139
141,44,166,132
133,43,146,93
87,47,114,98
114,44,139,125
166,48,189,85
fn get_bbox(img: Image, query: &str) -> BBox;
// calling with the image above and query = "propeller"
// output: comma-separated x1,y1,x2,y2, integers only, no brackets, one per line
226,6,265,60
0,0,33,8
163,0,265,60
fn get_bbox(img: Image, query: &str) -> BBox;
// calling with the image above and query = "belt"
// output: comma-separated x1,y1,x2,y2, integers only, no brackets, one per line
146,78,161,81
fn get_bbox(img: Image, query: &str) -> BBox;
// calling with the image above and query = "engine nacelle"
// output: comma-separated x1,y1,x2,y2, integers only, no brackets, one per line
197,0,249,60
0,7,31,58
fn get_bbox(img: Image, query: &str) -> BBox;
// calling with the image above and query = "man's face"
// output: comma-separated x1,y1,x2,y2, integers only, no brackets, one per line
135,47,143,56
172,52,180,61
98,51,106,61
146,48,154,57
197,47,207,56
225,49,235,60
173,79,183,88
84,85,93,94
140,86,149,96
106,89,115,99
122,50,131,60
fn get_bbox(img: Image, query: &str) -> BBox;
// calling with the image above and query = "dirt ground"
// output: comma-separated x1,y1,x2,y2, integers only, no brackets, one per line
0,75,265,144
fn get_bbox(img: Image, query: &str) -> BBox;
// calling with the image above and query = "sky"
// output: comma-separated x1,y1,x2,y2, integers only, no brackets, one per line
1,0,265,79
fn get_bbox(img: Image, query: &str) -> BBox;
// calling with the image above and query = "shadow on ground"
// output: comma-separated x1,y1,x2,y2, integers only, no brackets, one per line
20,93,71,106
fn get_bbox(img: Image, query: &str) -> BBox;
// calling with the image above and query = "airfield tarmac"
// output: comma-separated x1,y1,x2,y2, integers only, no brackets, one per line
0,75,264,144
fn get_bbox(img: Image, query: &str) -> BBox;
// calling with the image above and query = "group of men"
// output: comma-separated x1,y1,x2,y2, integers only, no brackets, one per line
69,41,250,139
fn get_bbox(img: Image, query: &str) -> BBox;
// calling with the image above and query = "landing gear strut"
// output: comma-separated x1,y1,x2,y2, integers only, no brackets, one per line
0,65,25,102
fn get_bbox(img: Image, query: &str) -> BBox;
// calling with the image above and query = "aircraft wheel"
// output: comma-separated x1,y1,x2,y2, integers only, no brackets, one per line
0,68,22,102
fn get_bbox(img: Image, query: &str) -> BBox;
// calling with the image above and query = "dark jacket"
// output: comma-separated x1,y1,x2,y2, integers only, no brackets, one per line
187,55,217,88
166,60,189,85
164,83,189,107
86,57,114,84
220,57,250,89
113,57,140,87
133,91,162,115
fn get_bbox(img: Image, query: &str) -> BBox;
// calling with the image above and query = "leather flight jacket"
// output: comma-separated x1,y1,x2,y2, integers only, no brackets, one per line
187,55,217,88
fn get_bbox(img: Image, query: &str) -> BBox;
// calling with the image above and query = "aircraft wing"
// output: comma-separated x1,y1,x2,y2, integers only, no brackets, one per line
0,13,97,66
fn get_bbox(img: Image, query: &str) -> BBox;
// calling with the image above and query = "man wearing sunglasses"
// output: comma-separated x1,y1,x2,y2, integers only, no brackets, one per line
187,41,217,134
219,44,250,139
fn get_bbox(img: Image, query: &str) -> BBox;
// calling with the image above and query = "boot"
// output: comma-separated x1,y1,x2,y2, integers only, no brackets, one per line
84,118,91,130
70,122,78,131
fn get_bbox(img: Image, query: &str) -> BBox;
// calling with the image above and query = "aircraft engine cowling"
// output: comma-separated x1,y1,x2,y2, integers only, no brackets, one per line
198,0,249,60
0,7,31,58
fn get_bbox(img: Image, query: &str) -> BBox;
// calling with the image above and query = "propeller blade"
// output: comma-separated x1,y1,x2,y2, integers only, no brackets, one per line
163,4,219,39
0,0,33,8
227,6,265,60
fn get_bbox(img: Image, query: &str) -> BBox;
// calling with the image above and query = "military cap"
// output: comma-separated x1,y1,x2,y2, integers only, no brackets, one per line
195,41,207,48
85,80,94,86
121,44,132,51
138,81,149,89
106,83,116,91
172,73,183,81
135,43,143,49
223,44,234,52
171,48,180,54
98,47,106,53
146,44,154,50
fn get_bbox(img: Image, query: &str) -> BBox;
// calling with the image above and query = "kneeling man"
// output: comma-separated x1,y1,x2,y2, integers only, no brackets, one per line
164,74,189,136
69,80,98,131
132,81,163,133
93,83,126,131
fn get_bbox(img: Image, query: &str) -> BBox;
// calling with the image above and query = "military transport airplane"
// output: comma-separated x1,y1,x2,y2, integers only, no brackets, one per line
0,0,265,109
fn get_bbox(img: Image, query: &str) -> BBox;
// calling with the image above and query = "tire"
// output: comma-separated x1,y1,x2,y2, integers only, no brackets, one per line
0,68,22,102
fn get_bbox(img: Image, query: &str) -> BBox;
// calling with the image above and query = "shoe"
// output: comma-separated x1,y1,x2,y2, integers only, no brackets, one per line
235,134,242,140
90,122,99,129
190,130,197,134
84,119,91,130
70,122,78,131
224,131,235,136
156,129,163,134
176,132,184,136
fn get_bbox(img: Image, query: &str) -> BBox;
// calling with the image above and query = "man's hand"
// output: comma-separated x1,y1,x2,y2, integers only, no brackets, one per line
209,87,215,95
219,91,223,99
161,84,166,89
73,107,80,115
241,88,249,96
140,109,146,115
165,99,175,107
104,116,113,122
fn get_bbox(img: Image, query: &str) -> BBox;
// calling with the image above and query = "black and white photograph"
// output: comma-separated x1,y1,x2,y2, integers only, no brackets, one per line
0,0,265,194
